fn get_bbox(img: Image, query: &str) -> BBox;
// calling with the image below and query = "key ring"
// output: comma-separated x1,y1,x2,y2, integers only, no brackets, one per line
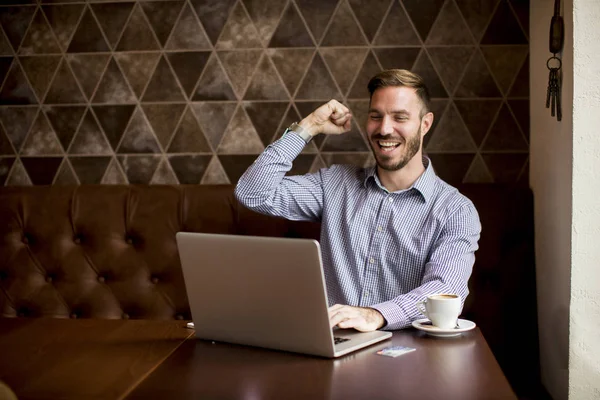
547,56,562,70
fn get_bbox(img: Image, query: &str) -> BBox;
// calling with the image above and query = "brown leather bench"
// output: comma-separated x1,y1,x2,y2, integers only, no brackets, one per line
0,184,539,397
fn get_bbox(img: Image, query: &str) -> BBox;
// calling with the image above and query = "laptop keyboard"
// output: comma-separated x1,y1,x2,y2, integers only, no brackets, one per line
334,337,350,345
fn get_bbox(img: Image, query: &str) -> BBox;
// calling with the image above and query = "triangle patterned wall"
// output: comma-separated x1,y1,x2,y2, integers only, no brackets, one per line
0,0,529,186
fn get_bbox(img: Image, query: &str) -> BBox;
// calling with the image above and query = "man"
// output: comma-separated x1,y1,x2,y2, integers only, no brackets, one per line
235,69,481,332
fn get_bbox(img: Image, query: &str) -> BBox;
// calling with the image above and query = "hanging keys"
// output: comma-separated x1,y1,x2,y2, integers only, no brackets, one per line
546,57,562,121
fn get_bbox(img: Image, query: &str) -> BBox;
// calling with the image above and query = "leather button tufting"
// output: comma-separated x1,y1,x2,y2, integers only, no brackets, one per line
46,276,53,283
175,314,184,320
122,313,130,320
74,236,81,244
151,276,159,284
18,312,25,318
126,236,134,245
97,276,106,283
22,236,29,244
70,313,78,319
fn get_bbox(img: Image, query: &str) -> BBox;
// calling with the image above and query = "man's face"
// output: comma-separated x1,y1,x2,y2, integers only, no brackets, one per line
366,86,431,171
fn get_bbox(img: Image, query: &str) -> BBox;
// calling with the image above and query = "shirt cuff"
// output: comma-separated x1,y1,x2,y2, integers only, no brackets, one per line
370,301,412,331
270,130,307,157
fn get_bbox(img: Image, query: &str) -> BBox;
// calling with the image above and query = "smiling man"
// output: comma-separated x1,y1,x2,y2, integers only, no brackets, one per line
235,69,481,332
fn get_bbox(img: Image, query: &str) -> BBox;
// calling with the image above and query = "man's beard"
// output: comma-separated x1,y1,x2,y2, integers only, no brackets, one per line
370,127,422,171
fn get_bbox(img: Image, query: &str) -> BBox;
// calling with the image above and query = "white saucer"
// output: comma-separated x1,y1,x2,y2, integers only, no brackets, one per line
412,318,476,337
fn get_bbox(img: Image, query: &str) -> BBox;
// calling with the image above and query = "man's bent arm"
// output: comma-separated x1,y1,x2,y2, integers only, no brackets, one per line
234,132,324,222
371,203,481,330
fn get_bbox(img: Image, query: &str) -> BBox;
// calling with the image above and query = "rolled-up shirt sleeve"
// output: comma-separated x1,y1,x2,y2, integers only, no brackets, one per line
371,202,481,330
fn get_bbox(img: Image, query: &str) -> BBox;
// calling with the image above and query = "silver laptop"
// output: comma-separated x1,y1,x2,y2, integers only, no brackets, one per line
176,232,392,358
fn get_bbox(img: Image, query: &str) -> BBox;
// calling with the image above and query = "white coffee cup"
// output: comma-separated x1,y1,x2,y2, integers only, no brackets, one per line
416,294,461,330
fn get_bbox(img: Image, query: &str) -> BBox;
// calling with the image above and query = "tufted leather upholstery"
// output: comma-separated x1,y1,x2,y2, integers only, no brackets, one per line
0,185,259,320
0,184,539,394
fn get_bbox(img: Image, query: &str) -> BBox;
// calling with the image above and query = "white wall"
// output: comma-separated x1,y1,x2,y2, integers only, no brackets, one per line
569,1,600,398
530,0,573,399
531,0,600,399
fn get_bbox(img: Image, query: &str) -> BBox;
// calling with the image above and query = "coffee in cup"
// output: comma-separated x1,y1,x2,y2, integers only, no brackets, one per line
416,294,461,330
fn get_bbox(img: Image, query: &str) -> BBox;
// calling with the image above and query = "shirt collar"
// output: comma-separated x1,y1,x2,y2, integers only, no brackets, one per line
363,156,436,203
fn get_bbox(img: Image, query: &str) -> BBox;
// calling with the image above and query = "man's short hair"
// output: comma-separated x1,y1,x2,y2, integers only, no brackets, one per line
367,69,431,117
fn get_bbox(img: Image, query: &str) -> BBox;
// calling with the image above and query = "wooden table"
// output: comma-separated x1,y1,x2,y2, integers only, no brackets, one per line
0,318,193,400
0,319,515,400
128,327,516,400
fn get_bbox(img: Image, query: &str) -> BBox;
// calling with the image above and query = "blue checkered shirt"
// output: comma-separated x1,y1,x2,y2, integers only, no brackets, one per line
235,132,481,330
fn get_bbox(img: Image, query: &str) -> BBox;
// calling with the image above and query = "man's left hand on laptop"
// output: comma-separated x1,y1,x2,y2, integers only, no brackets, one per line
328,304,385,332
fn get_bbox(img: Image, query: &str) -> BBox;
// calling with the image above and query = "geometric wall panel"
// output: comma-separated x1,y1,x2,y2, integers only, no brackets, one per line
117,108,161,154
92,58,136,104
348,51,382,99
321,1,367,46
0,0,529,186
70,156,111,184
115,53,160,98
0,107,37,152
20,111,63,155
166,3,211,50
373,1,420,45
151,158,179,184
117,155,161,184
6,158,32,186
90,3,133,49
216,2,261,49
243,0,288,46
44,105,86,150
20,56,61,100
244,56,288,100
348,0,391,43
403,0,445,42
19,9,61,55
269,2,315,47
21,156,62,185
42,4,85,52
191,102,236,150
0,158,17,184
92,105,135,150
0,61,38,105
168,51,211,97
201,156,230,184
142,103,186,149
67,8,109,53
190,0,237,45
218,50,262,97
268,48,314,96
296,54,342,100
481,0,528,45
140,1,183,47
69,110,112,155
0,30,13,56
428,47,474,95
167,107,211,153
481,103,528,151
426,0,473,45
243,101,288,146
67,54,110,100
455,0,499,42
143,57,186,102
54,158,79,185
44,59,85,104
426,102,477,153
115,5,159,51
0,6,36,52
481,45,528,94
455,51,501,98
321,48,367,95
